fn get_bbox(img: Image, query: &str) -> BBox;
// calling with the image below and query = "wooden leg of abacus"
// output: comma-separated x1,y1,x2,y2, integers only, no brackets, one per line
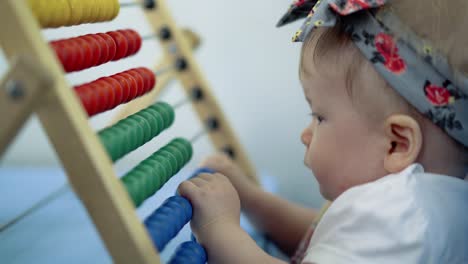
0,56,52,157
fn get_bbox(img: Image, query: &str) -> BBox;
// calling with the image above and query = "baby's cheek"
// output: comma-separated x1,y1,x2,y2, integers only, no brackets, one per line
308,148,327,181
308,141,343,196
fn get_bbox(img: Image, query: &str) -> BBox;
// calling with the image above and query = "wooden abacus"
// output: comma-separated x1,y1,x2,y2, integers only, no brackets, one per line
0,0,258,263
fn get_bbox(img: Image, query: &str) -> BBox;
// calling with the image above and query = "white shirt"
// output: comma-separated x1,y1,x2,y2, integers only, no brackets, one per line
303,164,468,264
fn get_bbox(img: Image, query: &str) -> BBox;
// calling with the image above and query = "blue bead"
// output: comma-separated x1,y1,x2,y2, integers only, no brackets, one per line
168,241,207,264
144,196,192,251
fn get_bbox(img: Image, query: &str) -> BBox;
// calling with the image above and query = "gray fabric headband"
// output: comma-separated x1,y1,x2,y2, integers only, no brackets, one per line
278,0,468,147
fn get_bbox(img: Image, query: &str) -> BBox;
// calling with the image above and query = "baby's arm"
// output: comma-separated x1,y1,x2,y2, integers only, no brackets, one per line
202,154,318,255
178,173,287,264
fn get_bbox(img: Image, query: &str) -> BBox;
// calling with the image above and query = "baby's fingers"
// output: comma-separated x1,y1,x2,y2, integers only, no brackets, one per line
177,181,199,201
197,172,219,182
190,176,210,187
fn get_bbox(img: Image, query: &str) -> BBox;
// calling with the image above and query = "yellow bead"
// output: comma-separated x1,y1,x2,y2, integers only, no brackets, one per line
110,0,120,20
102,0,112,21
99,0,109,22
91,0,101,23
104,0,115,21
68,0,81,25
38,0,52,27
82,0,93,23
61,0,72,26
49,0,67,28
47,0,59,27
94,0,103,23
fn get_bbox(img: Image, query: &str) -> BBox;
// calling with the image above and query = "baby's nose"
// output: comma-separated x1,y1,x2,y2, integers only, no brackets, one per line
301,128,312,146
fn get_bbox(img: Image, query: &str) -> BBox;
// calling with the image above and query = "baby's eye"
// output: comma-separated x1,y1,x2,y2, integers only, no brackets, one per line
310,113,325,124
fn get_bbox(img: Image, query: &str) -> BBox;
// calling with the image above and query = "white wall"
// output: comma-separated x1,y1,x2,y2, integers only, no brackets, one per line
0,0,324,208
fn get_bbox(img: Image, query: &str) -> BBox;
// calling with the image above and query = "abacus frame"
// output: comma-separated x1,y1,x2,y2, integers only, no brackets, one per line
0,0,257,263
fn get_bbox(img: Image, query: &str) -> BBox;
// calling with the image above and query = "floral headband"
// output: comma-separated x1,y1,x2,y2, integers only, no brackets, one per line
277,0,468,148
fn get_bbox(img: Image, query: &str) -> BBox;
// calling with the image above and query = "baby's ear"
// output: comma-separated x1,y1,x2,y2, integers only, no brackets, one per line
383,115,423,173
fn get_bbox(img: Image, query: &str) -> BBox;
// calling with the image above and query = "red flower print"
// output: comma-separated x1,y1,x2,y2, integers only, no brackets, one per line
295,0,306,7
385,56,406,74
351,0,371,9
424,83,451,106
375,33,395,56
374,33,406,74
331,0,371,15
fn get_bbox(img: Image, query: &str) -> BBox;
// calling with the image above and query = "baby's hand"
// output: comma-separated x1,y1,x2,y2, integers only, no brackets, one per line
178,172,241,244
201,153,252,193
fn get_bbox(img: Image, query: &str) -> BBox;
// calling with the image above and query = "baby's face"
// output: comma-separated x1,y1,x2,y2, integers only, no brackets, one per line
300,55,388,201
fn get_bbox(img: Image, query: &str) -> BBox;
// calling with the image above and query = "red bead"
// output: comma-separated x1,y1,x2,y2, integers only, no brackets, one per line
127,69,145,96
113,74,132,103
82,35,102,67
133,68,149,92
50,41,68,70
74,37,93,71
75,84,97,116
103,76,124,105
61,41,77,72
87,84,100,116
119,72,138,102
136,67,156,91
93,34,110,65
104,80,117,110
118,30,135,57
90,82,108,113
124,29,141,56
96,79,115,111
132,31,142,54
108,31,128,61
98,33,117,61
135,68,150,90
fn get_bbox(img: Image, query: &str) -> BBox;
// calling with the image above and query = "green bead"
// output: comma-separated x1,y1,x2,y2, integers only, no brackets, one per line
107,128,123,161
159,102,175,124
173,138,193,160
96,102,176,163
131,170,148,206
151,102,174,128
133,114,152,143
141,160,166,189
170,140,190,161
165,144,186,166
152,154,173,181
142,159,168,181
119,122,137,155
158,150,179,175
164,145,185,166
120,119,139,150
121,174,141,206
143,108,165,134
139,110,160,138
112,126,130,160
137,164,156,197
129,119,145,149
148,105,167,127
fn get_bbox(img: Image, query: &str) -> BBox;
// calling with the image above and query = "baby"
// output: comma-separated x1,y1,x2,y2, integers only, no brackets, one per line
178,0,468,263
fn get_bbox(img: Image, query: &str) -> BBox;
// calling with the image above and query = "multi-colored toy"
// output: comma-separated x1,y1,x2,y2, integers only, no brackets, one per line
0,0,258,263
